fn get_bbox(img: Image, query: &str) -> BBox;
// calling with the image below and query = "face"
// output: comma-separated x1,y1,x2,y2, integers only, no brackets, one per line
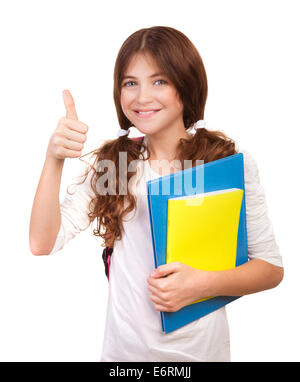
120,52,184,137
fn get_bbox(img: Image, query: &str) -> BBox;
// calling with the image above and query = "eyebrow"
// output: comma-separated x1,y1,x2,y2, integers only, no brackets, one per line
122,72,166,81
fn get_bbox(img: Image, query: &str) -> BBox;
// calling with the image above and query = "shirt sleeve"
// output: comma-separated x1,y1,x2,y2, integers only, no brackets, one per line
240,148,283,267
48,169,96,255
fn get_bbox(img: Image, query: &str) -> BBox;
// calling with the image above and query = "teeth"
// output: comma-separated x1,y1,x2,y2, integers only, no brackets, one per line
138,110,156,114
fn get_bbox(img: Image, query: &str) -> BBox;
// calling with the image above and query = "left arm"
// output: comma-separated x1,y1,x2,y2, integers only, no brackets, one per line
147,260,284,312
205,258,284,297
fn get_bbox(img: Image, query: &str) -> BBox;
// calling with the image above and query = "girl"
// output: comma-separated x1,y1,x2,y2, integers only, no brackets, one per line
29,26,283,362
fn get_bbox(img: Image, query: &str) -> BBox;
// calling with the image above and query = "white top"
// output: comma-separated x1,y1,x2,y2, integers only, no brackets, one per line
49,135,283,362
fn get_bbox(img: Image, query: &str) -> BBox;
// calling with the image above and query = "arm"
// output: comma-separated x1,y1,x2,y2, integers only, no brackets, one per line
29,89,89,255
147,260,283,312
205,258,283,297
47,168,95,256
29,154,65,255
30,152,95,256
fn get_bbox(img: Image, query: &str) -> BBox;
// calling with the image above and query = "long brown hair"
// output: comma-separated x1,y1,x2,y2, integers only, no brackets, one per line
73,26,237,248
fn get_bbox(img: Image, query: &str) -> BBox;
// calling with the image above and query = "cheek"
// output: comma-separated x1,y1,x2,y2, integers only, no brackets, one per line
120,90,135,109
120,92,136,124
162,89,183,109
120,91,127,109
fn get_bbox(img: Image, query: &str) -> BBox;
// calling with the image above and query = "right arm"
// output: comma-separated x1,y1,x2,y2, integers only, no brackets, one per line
29,154,65,255
29,90,89,255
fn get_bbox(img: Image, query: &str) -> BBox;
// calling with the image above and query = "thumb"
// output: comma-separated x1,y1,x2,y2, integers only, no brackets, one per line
151,263,178,278
62,89,78,120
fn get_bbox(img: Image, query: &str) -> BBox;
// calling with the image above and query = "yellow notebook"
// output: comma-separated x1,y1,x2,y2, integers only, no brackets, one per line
166,188,244,304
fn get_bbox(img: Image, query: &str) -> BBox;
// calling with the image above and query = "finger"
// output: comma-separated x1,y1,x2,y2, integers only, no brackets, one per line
58,147,82,158
147,276,160,288
149,293,164,305
61,138,84,151
147,278,168,295
63,126,87,143
154,304,168,312
148,284,160,296
155,262,180,277
61,118,88,134
62,89,78,120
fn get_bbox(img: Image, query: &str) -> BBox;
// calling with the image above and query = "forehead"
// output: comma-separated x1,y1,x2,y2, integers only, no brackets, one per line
124,52,163,76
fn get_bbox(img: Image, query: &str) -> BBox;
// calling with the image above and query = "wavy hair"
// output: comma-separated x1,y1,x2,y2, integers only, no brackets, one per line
73,26,237,248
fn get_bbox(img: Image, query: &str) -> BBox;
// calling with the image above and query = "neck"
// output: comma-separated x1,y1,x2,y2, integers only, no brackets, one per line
145,127,191,162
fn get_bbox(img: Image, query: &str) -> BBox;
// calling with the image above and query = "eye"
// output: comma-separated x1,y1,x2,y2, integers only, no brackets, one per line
122,79,167,87
123,81,136,87
155,79,167,85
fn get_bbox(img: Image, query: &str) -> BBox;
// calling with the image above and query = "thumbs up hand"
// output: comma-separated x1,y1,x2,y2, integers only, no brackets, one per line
46,90,89,160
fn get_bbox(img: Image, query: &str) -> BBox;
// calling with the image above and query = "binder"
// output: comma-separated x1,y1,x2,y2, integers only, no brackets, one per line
166,188,244,304
146,153,248,334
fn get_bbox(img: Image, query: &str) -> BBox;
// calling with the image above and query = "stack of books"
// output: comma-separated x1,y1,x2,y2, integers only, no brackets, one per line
146,153,248,334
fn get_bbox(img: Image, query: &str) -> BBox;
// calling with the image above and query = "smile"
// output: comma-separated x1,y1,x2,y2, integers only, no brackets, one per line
134,110,160,119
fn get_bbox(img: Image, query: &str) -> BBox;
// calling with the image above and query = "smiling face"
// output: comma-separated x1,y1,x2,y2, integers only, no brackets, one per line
120,52,185,138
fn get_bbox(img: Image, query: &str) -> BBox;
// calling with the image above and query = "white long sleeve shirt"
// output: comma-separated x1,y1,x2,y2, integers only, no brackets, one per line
49,135,283,362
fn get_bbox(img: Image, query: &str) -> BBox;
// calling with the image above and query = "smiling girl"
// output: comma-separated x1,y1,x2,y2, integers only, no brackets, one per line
29,26,283,362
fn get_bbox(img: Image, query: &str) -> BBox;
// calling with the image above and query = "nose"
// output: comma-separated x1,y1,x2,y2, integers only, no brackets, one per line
136,83,153,104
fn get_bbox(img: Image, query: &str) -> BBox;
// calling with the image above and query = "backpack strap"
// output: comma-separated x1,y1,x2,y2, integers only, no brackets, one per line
102,246,113,280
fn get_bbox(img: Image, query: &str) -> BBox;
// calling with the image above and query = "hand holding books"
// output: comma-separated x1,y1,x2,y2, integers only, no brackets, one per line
147,261,212,313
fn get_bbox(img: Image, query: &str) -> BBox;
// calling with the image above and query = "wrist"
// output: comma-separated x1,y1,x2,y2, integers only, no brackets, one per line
205,271,220,297
45,151,65,167
195,269,219,300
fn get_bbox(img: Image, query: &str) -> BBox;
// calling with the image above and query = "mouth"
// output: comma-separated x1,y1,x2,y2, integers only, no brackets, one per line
134,109,161,118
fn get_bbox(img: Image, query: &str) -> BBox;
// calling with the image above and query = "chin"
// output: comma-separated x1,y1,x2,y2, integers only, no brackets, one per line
135,126,154,135
135,122,165,135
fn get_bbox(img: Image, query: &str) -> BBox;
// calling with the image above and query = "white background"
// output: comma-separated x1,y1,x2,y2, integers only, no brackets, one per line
0,0,299,361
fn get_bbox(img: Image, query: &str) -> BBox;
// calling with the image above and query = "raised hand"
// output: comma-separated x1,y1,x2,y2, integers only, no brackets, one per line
46,90,88,160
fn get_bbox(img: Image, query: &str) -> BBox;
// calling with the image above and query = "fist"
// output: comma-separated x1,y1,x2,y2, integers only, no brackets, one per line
47,90,89,160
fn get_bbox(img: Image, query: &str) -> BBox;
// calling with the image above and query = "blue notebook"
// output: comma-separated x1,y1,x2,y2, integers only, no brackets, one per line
146,153,248,334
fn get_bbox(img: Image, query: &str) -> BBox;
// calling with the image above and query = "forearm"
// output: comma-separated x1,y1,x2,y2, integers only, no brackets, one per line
29,153,64,255
203,258,284,298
